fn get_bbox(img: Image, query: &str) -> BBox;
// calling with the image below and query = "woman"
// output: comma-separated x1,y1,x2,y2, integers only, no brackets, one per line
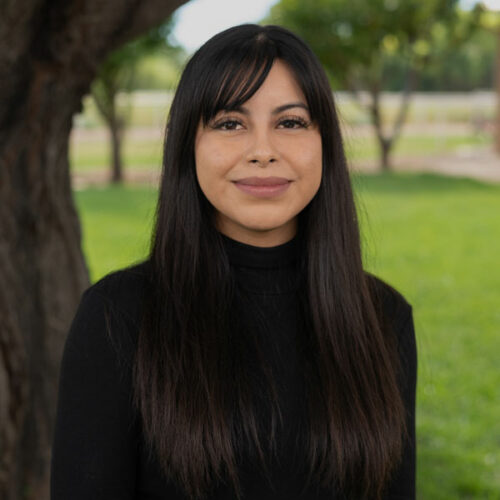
51,24,417,500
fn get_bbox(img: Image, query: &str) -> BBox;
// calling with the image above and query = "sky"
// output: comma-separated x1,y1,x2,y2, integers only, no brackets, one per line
170,0,279,53
461,0,500,8
172,0,500,54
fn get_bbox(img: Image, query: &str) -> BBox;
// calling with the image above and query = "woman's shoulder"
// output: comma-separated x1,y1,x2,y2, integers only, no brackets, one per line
364,271,413,330
82,258,152,328
61,260,152,379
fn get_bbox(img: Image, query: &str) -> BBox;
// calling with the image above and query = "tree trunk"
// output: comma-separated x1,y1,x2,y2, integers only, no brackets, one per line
368,87,393,171
0,1,188,498
369,66,415,172
110,116,124,184
379,137,393,172
0,66,91,500
362,63,416,172
91,79,125,184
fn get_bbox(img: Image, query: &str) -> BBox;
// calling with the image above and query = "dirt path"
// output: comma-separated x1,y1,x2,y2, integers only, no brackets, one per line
72,167,162,189
352,146,500,183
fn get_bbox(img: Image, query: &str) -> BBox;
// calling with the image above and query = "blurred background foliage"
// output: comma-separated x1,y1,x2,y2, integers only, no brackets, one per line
80,0,499,173
384,23,497,91
88,2,499,94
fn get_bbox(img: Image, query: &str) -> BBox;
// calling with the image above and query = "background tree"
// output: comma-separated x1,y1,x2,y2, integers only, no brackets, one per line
382,25,496,91
0,1,188,499
92,18,185,184
267,0,483,170
479,6,500,154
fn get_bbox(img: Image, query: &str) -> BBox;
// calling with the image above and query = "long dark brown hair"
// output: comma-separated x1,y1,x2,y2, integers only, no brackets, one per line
133,24,407,499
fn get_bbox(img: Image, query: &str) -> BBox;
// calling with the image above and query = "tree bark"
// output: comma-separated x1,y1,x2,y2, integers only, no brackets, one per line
0,1,188,498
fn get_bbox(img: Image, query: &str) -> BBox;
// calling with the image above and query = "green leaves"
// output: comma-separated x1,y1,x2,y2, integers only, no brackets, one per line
267,0,481,90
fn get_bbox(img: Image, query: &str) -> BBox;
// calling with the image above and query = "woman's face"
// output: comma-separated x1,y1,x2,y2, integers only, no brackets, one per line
194,59,322,247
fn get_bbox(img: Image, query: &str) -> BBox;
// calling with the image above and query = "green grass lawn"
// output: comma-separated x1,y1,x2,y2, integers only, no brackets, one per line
75,185,156,279
74,172,500,499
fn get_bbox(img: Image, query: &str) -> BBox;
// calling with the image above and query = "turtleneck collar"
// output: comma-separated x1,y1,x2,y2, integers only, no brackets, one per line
219,232,300,268
219,232,302,294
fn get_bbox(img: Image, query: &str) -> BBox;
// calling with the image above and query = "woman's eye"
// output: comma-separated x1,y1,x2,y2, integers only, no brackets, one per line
213,119,241,130
278,117,310,129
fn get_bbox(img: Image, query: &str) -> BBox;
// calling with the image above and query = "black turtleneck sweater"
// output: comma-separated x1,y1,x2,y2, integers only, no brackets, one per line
50,233,416,499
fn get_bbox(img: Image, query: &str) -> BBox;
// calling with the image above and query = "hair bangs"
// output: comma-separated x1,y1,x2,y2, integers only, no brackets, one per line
200,41,277,125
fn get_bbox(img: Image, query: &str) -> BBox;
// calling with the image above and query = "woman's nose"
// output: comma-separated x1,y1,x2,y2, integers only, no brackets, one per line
245,128,279,166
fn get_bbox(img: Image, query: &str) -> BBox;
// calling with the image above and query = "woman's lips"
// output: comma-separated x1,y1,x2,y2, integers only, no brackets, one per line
233,177,292,198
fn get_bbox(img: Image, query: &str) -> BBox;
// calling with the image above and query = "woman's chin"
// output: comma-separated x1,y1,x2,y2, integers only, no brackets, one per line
241,220,292,234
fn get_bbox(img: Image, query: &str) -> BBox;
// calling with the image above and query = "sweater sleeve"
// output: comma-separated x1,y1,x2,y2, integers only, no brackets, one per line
385,307,418,500
50,286,139,499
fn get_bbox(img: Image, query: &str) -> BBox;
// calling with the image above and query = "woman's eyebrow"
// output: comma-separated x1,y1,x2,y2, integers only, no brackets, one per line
222,102,309,115
272,102,309,114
